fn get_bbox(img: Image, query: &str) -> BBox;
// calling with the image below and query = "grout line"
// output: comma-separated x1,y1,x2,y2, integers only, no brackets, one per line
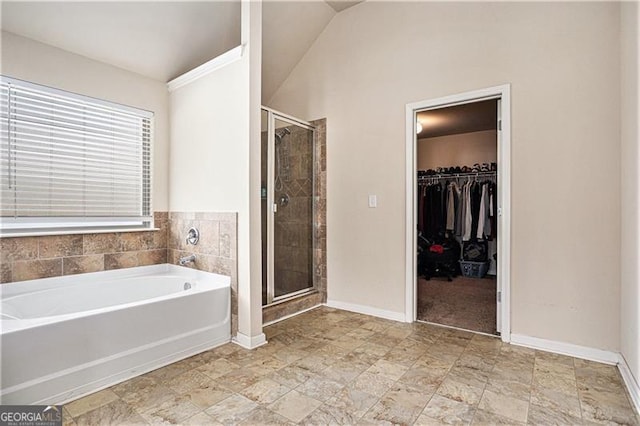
526,351,536,423
573,357,586,422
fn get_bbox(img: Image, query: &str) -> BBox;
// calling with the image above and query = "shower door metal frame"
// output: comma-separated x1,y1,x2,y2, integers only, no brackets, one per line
262,107,317,306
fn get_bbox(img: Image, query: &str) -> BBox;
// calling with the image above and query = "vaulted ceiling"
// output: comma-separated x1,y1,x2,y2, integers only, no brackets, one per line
262,1,336,102
0,1,242,82
0,1,363,102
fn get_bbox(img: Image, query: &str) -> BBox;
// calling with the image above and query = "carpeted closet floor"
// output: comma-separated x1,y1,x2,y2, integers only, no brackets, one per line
417,276,497,335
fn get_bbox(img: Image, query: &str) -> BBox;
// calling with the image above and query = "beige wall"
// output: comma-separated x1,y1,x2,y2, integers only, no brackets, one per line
168,60,249,213
418,130,497,171
269,2,622,351
0,31,170,211
620,1,639,383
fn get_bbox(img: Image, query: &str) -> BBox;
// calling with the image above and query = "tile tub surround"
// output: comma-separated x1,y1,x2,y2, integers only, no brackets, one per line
62,306,640,425
0,212,169,283
167,212,238,336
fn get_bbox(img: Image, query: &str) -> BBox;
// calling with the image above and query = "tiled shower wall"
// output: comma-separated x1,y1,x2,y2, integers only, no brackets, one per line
273,125,314,296
312,118,327,302
0,211,169,283
0,211,239,335
263,118,327,324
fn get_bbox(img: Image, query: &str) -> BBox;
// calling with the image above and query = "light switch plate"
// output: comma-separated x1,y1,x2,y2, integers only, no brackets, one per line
368,195,377,208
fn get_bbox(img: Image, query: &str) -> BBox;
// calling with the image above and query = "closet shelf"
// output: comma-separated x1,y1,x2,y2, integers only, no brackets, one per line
417,171,496,181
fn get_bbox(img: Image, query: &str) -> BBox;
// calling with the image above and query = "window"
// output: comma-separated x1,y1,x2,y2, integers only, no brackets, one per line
0,76,153,236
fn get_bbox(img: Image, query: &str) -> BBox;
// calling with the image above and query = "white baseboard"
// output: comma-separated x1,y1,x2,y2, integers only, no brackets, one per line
263,304,322,327
325,300,405,322
618,354,640,414
508,334,640,413
510,333,619,365
233,332,267,349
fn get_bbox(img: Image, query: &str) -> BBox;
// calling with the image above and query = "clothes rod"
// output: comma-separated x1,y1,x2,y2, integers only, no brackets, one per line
417,171,496,180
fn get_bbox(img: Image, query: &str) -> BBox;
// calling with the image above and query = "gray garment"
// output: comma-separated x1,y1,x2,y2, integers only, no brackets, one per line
477,183,487,239
455,183,464,236
458,182,466,237
462,181,473,241
446,183,456,231
484,183,492,237
489,187,494,217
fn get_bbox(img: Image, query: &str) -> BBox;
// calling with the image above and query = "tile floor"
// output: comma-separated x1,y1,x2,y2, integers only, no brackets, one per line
63,307,639,425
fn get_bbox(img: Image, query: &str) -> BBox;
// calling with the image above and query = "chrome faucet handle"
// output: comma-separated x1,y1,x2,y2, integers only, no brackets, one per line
186,227,200,245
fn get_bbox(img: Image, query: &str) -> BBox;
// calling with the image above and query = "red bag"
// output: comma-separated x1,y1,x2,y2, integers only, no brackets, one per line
429,244,444,254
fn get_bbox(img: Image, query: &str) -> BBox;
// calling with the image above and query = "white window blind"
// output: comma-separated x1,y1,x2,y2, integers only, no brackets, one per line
0,76,153,235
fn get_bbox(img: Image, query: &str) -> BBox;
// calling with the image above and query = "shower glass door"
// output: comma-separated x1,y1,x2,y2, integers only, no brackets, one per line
262,109,316,305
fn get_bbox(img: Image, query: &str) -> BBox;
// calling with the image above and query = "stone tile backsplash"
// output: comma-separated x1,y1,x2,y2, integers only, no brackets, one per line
0,212,169,283
167,212,238,335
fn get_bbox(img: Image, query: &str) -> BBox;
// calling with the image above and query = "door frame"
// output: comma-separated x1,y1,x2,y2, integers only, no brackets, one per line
404,84,512,342
261,107,317,306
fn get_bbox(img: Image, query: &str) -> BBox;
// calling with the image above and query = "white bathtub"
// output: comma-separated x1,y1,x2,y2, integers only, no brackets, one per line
0,264,230,405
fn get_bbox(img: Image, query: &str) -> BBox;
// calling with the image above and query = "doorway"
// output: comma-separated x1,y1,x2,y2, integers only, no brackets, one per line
261,107,317,306
416,99,498,335
405,85,511,342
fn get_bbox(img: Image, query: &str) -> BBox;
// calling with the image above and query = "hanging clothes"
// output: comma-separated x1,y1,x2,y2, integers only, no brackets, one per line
417,185,425,233
469,181,482,241
445,182,458,232
483,182,492,238
477,182,492,240
418,169,496,242
477,183,486,239
454,181,464,236
422,182,445,238
462,180,473,241
488,181,497,240
434,183,445,236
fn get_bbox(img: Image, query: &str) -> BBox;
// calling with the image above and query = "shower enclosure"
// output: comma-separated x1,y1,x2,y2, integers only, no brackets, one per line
261,107,316,305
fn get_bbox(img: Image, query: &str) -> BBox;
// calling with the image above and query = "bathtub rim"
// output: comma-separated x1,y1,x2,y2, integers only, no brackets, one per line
1,264,231,334
1,263,228,298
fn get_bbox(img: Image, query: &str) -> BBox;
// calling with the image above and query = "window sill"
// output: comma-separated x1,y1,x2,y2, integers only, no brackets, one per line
0,227,160,238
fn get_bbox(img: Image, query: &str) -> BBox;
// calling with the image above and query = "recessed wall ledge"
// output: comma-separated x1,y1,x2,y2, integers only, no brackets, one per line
0,228,161,238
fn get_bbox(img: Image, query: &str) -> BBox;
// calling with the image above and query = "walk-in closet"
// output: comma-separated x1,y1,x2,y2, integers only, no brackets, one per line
416,99,499,335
